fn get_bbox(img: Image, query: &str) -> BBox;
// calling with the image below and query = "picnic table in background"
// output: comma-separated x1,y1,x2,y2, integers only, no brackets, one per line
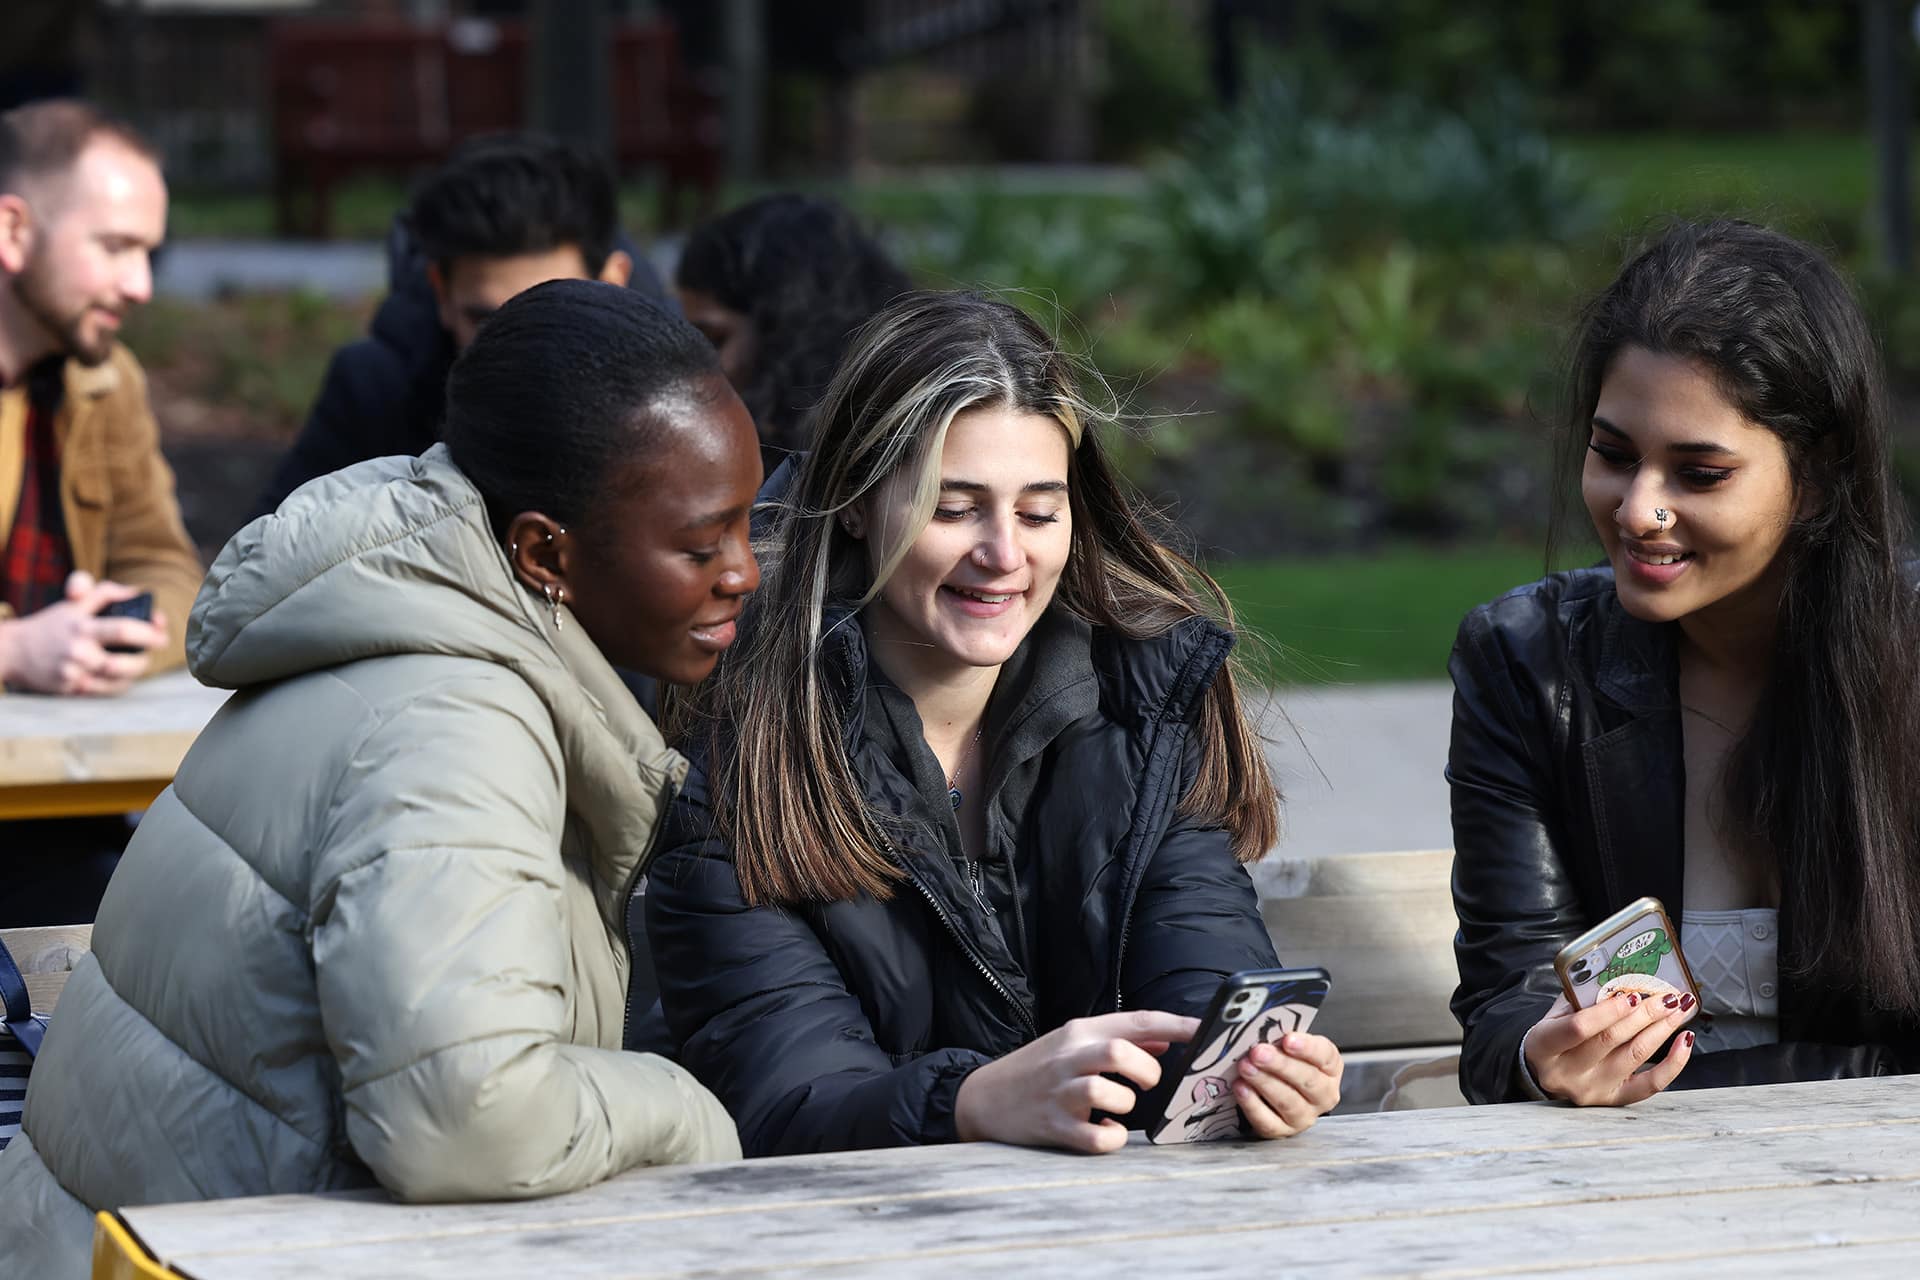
0,672,229,821
97,1076,1920,1278
269,17,723,238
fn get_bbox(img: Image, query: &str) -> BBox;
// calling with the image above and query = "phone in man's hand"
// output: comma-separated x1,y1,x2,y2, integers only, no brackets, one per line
1146,967,1331,1145
96,591,154,654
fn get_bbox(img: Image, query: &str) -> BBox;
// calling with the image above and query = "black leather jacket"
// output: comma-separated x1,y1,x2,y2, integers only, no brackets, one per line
1449,567,1919,1103
638,606,1280,1155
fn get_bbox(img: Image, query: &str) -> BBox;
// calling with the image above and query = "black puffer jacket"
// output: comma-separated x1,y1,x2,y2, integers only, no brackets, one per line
640,606,1280,1155
1449,567,1920,1104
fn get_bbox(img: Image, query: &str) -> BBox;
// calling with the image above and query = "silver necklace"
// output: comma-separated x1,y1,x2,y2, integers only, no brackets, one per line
946,723,985,811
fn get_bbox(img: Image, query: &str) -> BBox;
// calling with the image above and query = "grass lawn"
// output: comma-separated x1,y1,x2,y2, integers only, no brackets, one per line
1211,545,1579,686
1561,132,1879,249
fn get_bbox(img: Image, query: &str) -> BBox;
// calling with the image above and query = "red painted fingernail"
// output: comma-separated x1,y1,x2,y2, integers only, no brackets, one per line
1680,994,1696,1011
1662,994,1679,1008
1627,994,1639,1007
1684,1031,1695,1047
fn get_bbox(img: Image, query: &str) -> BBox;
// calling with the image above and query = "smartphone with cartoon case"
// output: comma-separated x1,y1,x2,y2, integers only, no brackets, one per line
1553,896,1699,1022
1146,967,1331,1145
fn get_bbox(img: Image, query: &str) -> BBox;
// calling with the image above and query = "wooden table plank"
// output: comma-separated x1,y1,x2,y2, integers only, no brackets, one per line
0,671,228,819
117,1077,1920,1279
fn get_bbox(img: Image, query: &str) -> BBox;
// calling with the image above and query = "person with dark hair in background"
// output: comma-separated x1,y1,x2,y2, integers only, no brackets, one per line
252,132,667,517
1450,220,1920,1108
675,192,911,462
0,280,758,1278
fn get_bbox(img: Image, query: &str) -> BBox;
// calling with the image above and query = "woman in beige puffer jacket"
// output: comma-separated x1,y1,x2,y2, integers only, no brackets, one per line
0,281,761,1277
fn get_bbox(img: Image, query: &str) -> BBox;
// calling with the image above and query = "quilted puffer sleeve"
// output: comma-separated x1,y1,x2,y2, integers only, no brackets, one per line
309,667,739,1201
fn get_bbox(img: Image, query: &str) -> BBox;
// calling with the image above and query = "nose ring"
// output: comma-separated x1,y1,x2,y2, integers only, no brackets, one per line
1654,508,1669,530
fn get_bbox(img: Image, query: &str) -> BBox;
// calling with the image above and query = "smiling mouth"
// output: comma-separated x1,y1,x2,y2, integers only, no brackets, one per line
1625,545,1693,567
944,585,1021,604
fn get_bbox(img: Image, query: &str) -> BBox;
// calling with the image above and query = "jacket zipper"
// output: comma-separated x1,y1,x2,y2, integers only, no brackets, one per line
883,833,1035,1039
620,771,681,1048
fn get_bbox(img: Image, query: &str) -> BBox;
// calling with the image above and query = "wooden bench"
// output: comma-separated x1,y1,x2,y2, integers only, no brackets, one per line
269,18,722,238
1251,849,1463,1112
1,923,93,1014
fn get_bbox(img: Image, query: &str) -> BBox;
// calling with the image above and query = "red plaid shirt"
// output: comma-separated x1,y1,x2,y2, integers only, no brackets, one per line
1,361,75,618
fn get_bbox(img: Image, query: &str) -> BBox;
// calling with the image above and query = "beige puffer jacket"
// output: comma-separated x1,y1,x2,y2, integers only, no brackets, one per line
0,446,741,1277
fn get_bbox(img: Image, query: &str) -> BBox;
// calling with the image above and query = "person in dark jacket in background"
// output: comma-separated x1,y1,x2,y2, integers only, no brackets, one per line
674,193,909,467
252,133,665,518
1449,220,1920,1107
642,291,1342,1156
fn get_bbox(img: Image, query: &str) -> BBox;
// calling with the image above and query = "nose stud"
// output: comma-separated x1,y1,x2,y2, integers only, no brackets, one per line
1654,508,1669,530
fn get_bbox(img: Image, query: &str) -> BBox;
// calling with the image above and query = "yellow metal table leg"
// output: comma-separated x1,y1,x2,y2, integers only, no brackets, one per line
93,1210,187,1280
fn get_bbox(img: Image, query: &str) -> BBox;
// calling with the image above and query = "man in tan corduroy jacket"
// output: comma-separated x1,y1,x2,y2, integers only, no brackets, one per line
0,100,199,694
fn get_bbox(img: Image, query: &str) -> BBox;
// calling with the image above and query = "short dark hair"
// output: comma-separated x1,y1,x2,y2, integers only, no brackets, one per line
0,99,160,193
407,133,619,276
444,278,722,539
676,193,911,451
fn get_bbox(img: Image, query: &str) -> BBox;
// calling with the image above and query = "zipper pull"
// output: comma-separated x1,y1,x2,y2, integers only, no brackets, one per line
968,860,997,915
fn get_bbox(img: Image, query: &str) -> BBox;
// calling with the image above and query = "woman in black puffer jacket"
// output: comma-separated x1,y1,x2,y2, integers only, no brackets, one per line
638,291,1343,1156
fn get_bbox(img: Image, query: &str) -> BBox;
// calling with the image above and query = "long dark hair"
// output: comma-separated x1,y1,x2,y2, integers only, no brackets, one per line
692,290,1278,905
676,193,911,453
1559,220,1920,1013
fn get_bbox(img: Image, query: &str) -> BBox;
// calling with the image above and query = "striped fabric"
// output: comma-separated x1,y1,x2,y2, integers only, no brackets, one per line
0,1021,40,1149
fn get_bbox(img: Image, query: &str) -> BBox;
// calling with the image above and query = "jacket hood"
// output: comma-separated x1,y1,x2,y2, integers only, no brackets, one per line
191,445,555,687
189,445,687,919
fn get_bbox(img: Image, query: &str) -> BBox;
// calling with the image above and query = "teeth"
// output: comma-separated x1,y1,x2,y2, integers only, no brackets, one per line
1632,550,1685,566
954,588,1014,603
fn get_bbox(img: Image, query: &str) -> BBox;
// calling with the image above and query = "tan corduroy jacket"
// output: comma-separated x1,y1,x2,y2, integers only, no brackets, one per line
0,343,201,674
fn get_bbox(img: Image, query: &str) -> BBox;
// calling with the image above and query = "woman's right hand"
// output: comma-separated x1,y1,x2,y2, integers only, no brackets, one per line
954,1010,1199,1154
1523,990,1696,1105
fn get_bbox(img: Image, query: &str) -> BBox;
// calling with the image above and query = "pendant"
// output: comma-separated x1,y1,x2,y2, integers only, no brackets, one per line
948,787,963,811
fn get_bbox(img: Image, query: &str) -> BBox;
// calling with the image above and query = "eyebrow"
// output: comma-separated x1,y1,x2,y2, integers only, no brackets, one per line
1591,416,1739,457
677,502,750,533
939,479,1070,495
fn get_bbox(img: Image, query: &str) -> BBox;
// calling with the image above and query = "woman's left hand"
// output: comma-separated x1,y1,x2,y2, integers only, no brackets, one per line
1234,1033,1343,1139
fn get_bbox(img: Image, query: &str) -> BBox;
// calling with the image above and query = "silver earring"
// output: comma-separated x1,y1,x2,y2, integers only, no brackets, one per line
543,582,564,631
1655,508,1669,530
509,541,519,557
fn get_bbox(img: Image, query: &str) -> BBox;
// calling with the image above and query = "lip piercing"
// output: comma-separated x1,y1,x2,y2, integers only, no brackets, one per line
1654,508,1669,530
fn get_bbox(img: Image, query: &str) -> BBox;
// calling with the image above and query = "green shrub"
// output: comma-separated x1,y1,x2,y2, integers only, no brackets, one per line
1141,77,1604,310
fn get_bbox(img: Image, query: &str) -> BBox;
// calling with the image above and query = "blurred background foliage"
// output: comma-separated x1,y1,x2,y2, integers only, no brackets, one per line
138,0,1920,680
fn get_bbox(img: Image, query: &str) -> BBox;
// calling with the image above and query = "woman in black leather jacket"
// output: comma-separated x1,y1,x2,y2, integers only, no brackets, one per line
641,291,1343,1155
1450,221,1920,1106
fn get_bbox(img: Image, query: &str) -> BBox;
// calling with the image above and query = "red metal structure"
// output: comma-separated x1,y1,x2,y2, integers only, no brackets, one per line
269,18,721,238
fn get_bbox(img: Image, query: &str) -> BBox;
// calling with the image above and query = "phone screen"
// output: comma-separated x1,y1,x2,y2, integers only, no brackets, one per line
1148,968,1330,1145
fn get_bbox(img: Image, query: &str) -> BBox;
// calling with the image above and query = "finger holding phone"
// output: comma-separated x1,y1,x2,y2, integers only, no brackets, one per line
1232,1030,1343,1139
1523,989,1694,1105
1527,897,1700,1105
0,572,168,695
953,1009,1200,1154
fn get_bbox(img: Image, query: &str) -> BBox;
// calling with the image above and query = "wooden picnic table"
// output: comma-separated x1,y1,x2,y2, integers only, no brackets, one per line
0,671,229,821
101,1075,1920,1278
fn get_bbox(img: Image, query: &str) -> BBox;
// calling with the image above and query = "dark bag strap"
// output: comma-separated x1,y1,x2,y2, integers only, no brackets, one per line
0,935,44,1057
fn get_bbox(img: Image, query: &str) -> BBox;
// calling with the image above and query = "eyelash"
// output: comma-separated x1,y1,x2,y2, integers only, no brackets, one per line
1586,443,1733,488
934,507,1060,526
